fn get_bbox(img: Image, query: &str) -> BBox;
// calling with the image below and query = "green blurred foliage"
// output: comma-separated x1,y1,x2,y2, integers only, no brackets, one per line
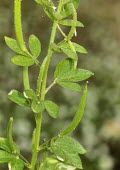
0,0,120,170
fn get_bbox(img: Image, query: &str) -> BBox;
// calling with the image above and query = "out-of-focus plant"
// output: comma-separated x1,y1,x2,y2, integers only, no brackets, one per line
0,0,93,169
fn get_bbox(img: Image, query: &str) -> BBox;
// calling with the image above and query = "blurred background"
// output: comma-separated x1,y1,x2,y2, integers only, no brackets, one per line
0,0,120,169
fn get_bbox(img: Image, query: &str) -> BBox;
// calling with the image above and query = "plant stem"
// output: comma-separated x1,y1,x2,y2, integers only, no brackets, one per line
31,1,64,169
45,80,56,94
14,0,30,90
30,114,42,170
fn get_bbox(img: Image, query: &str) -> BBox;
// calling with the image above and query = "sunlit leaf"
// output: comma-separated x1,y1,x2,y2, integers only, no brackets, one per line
29,34,41,58
59,20,84,27
58,69,94,82
54,58,74,79
73,43,88,54
58,81,81,91
8,90,29,107
11,55,34,66
44,100,59,118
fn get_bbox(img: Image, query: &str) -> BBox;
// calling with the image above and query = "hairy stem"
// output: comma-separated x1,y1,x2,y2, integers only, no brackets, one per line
14,0,30,90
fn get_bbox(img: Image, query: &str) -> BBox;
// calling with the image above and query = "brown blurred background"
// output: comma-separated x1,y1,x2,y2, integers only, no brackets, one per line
0,0,120,169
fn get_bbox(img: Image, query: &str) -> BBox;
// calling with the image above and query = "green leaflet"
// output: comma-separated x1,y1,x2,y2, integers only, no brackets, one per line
5,37,28,56
54,58,74,79
60,0,80,19
57,41,78,59
58,41,87,54
58,81,81,91
73,43,88,54
59,19,84,27
44,100,59,118
24,89,36,100
31,100,45,113
57,69,94,82
29,34,41,58
60,84,87,136
61,48,78,60
0,150,15,163
51,136,86,169
11,55,34,66
8,89,29,107
10,159,24,170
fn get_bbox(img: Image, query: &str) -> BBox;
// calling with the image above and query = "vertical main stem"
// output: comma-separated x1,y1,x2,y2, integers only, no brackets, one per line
31,1,64,169
14,0,30,90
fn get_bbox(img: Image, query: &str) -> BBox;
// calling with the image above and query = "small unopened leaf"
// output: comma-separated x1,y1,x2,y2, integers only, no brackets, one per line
73,43,88,54
10,159,24,170
31,100,45,113
54,58,74,79
44,100,59,118
58,69,94,82
29,34,41,58
11,55,34,66
58,82,81,91
59,20,84,27
0,150,15,163
8,90,29,107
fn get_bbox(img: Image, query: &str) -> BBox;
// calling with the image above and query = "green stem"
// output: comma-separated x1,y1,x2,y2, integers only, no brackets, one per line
31,1,64,169
23,67,30,90
45,80,56,94
30,114,42,170
14,0,30,90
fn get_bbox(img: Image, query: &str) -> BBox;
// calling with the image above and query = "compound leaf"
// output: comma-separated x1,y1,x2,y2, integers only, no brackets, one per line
8,90,29,107
58,81,81,91
44,100,59,118
11,55,34,66
29,34,41,58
